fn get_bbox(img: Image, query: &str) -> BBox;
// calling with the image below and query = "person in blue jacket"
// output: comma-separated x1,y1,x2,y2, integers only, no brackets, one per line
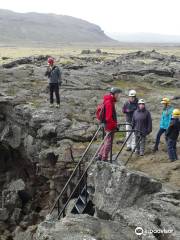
153,98,174,152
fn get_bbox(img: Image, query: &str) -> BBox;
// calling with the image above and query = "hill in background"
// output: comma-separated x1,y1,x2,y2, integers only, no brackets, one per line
0,9,115,46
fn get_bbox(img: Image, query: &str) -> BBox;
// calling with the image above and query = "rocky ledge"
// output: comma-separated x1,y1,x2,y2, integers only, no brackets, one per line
17,162,180,240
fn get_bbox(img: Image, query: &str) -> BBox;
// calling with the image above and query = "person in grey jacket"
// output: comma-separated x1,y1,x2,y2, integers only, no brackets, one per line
132,99,152,156
172,96,180,100
45,57,62,108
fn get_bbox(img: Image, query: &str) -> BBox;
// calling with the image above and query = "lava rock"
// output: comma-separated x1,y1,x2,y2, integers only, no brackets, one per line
34,214,135,240
0,208,9,221
89,162,162,217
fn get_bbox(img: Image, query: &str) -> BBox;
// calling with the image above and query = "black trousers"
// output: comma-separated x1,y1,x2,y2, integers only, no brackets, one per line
49,83,60,104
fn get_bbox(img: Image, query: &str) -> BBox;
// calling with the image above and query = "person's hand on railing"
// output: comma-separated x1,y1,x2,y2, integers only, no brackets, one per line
116,125,120,131
140,132,146,137
100,123,105,129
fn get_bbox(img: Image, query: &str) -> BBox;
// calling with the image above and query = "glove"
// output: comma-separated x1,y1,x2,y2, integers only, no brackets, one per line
124,108,130,113
140,133,146,138
100,123,105,129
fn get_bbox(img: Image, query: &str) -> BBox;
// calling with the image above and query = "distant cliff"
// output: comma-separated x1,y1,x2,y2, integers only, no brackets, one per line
0,9,115,46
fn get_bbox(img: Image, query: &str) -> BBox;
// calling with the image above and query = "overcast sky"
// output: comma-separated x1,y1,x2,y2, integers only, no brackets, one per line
0,0,180,35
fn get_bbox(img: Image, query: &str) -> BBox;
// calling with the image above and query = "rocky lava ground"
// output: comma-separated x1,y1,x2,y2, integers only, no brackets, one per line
0,49,180,239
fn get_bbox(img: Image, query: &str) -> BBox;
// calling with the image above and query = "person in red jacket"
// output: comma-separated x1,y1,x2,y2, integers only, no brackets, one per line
97,87,122,161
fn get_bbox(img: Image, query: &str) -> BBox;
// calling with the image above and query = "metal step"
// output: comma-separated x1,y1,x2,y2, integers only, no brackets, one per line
74,202,85,214
79,195,87,205
71,185,90,214
71,197,86,214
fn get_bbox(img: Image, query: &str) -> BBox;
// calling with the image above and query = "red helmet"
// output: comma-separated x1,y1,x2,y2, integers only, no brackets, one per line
47,57,54,65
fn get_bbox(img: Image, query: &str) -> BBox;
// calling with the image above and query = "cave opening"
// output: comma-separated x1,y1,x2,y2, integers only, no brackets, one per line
0,143,34,180
0,141,50,225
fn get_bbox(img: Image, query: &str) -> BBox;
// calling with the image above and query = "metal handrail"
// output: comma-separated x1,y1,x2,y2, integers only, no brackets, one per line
49,123,143,219
49,125,102,215
124,131,143,166
57,132,111,219
114,129,144,163
56,128,143,219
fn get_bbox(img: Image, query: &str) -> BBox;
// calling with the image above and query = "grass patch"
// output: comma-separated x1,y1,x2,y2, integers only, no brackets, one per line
113,79,152,93
60,59,75,65
133,59,156,64
6,87,17,96
27,100,42,108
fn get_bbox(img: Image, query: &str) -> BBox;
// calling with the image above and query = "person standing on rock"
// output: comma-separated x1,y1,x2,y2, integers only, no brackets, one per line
96,87,122,162
172,96,180,100
122,90,138,152
166,109,180,161
45,57,62,108
132,99,152,156
153,98,174,152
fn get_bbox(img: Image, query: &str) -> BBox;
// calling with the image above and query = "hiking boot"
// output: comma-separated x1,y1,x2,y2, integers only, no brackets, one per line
140,153,144,157
126,147,131,152
95,156,102,161
170,159,175,162
55,104,60,108
135,151,140,156
102,159,108,162
49,104,54,108
153,146,158,153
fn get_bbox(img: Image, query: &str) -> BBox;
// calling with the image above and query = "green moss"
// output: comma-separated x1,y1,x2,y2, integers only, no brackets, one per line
6,87,17,96
115,131,125,139
60,59,75,65
27,100,41,108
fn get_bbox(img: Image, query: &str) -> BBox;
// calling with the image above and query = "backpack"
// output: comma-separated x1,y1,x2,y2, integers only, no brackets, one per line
96,102,106,123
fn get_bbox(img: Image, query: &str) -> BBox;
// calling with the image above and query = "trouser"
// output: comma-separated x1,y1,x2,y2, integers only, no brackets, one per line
98,132,114,161
126,123,136,150
154,128,166,150
167,138,178,161
49,83,60,104
135,134,146,155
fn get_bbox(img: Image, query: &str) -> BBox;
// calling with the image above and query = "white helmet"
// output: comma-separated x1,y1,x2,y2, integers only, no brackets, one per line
138,99,145,104
129,90,136,97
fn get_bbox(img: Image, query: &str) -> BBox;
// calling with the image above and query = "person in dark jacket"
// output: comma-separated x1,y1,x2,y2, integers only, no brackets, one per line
97,87,121,162
122,90,138,151
166,109,180,161
172,96,180,100
45,57,62,108
132,99,152,156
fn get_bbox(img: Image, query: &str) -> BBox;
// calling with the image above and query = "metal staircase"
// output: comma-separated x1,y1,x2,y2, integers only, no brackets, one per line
48,124,143,220
71,185,91,214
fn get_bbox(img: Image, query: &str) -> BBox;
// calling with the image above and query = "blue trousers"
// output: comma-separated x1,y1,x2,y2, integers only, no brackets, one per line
154,128,166,150
167,138,178,161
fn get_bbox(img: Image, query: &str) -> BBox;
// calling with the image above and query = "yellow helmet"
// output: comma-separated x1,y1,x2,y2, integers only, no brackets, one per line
161,97,170,105
172,109,180,117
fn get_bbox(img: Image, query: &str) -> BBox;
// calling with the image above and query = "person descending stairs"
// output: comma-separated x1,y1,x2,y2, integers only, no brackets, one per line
96,87,122,162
